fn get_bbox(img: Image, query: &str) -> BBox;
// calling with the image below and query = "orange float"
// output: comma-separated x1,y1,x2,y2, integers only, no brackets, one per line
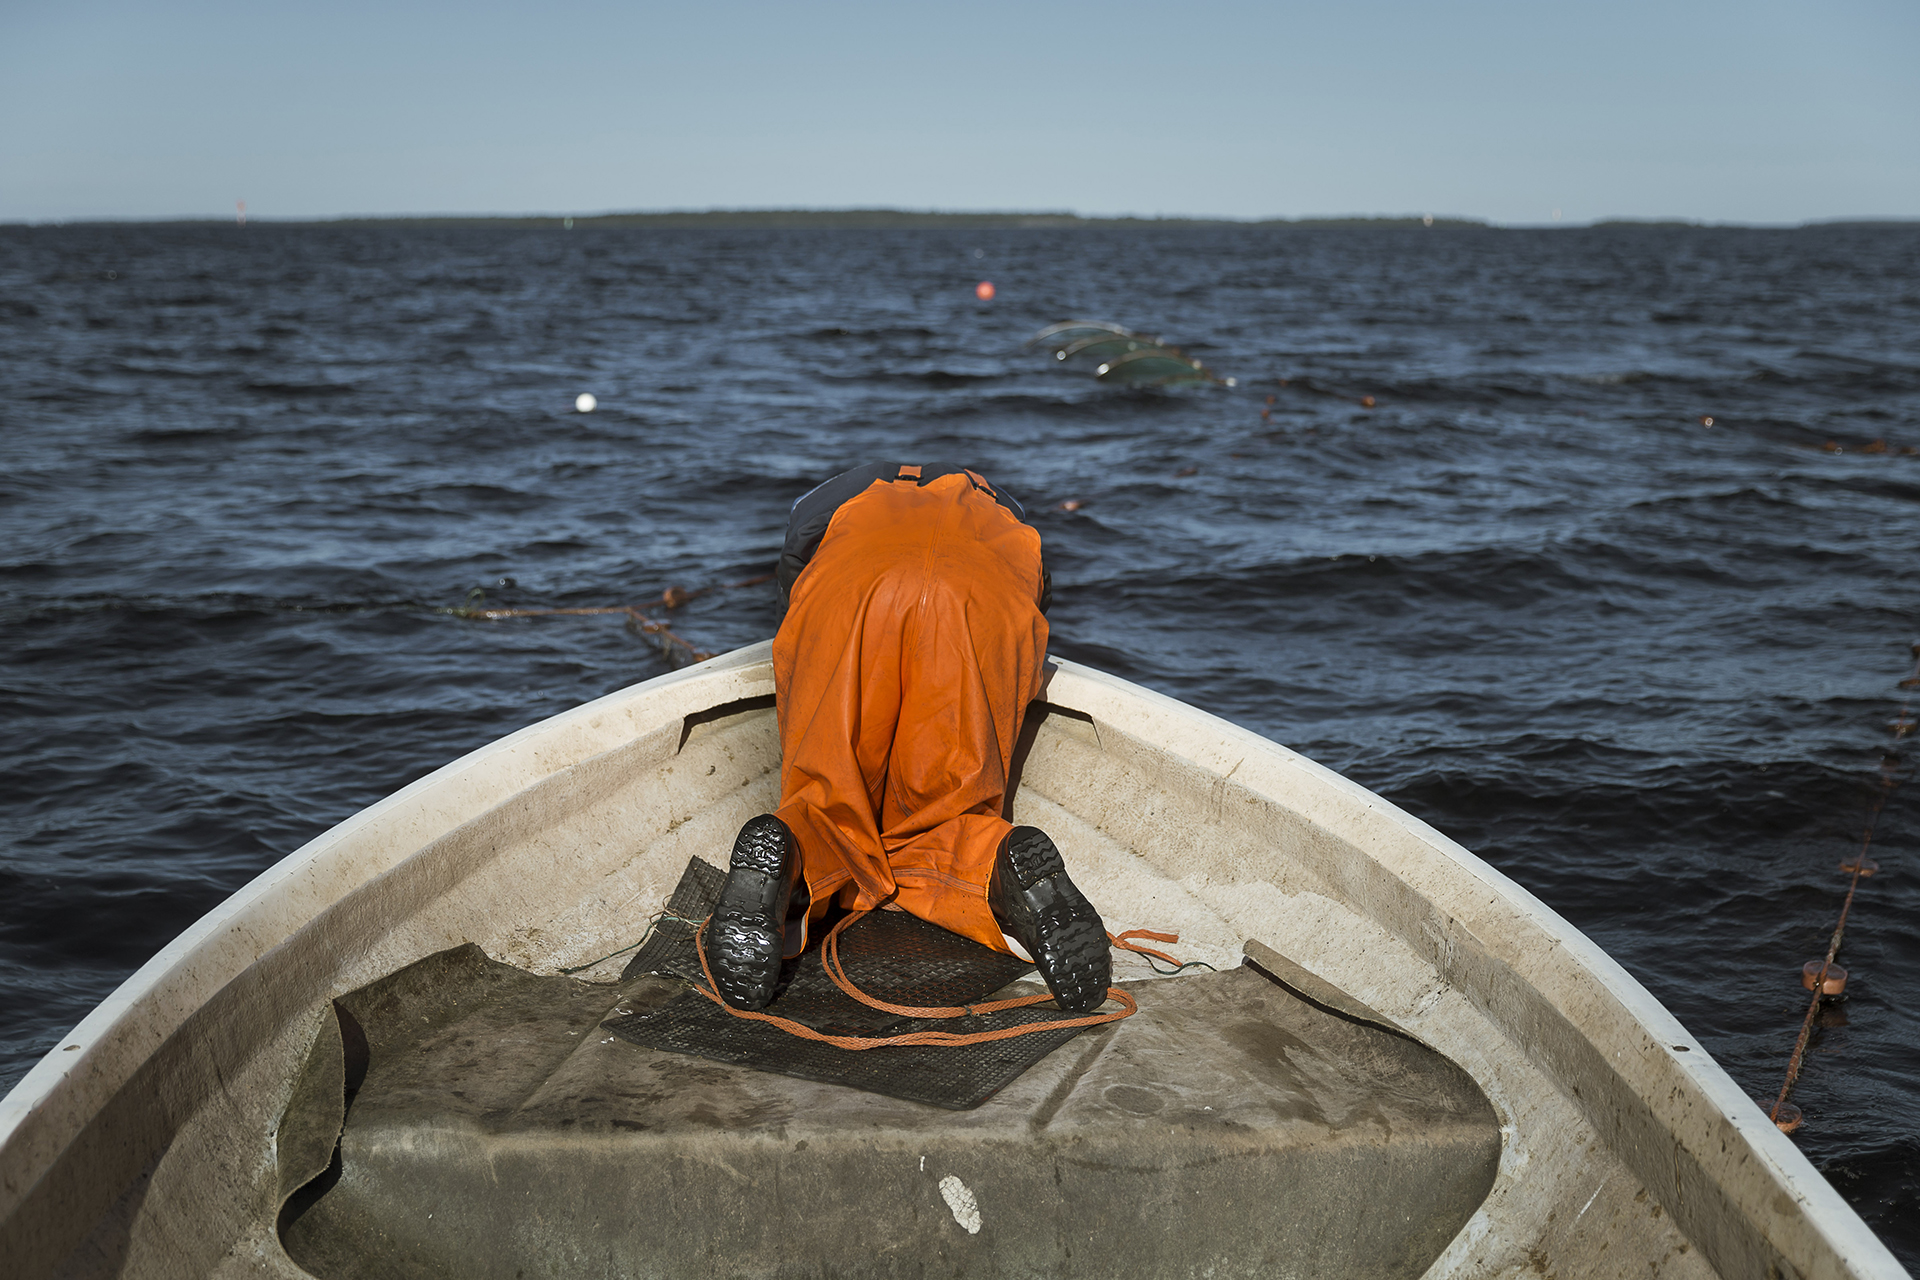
1800,961,1848,996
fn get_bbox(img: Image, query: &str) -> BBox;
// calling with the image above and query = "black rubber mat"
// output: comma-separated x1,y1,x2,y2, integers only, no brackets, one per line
605,857,1097,1109
619,855,725,982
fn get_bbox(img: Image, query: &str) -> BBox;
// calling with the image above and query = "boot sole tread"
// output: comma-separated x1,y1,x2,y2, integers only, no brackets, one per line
999,828,1111,1013
705,815,794,1010
1005,826,1067,888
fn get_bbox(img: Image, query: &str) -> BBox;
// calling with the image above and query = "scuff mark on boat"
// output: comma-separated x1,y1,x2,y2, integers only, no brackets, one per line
1576,1178,1607,1223
939,1175,982,1234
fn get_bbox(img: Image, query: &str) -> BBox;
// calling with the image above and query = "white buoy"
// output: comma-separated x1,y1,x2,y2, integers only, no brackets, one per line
575,393,597,413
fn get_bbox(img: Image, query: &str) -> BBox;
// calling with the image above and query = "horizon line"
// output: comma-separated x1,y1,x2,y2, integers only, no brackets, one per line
6,206,1918,230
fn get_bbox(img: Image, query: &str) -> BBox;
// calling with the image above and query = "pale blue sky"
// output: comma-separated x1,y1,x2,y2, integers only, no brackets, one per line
2,0,1915,224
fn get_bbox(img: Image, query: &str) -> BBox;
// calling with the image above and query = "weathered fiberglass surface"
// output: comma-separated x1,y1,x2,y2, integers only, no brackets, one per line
277,945,1500,1280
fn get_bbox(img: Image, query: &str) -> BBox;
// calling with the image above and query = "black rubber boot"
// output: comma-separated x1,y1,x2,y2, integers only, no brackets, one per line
988,826,1111,1014
705,814,798,1010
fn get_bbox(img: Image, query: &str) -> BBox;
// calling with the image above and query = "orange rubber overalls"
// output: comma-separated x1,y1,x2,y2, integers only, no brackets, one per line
771,466,1048,954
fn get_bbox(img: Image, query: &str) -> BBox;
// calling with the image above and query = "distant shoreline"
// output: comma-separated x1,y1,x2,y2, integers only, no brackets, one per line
7,210,1915,230
21,210,1484,231
313,210,1490,230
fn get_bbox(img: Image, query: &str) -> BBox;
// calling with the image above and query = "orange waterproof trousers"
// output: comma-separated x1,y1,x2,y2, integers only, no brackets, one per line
772,469,1049,954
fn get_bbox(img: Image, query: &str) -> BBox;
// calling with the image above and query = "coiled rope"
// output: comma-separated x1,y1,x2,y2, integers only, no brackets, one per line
680,911,1209,1050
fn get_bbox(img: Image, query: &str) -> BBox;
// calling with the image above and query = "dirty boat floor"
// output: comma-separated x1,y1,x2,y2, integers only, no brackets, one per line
276,946,1502,1280
602,909,1092,1111
601,856,1099,1111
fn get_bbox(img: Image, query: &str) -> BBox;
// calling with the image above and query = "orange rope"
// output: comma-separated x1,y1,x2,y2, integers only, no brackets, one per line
817,915,1081,1020
1108,927,1185,969
686,911,1141,1049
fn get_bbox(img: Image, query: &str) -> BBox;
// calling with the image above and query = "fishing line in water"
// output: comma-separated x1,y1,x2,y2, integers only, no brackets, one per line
1766,640,1919,1134
444,573,772,666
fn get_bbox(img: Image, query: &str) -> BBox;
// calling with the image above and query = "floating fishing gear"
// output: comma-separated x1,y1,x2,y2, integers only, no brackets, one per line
1765,639,1918,1134
1030,320,1234,388
442,574,771,666
1261,375,1378,415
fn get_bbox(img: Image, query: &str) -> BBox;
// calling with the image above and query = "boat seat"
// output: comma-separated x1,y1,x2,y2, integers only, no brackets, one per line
276,944,1501,1279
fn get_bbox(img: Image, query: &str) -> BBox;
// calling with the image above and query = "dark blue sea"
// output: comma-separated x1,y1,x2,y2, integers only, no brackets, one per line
2,221,1917,1264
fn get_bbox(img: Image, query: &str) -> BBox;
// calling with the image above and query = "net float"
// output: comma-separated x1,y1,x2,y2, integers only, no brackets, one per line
1801,961,1849,996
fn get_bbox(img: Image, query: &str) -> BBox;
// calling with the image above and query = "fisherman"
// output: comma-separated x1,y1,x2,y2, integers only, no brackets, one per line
703,462,1113,1014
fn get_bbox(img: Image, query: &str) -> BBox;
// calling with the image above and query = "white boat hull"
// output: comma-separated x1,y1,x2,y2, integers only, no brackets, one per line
0,643,1903,1278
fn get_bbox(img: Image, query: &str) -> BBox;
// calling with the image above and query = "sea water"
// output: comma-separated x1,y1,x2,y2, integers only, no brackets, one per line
2,221,1916,1261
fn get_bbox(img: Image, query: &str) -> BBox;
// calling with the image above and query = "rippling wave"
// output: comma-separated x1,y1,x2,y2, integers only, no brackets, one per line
2,221,1917,1259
